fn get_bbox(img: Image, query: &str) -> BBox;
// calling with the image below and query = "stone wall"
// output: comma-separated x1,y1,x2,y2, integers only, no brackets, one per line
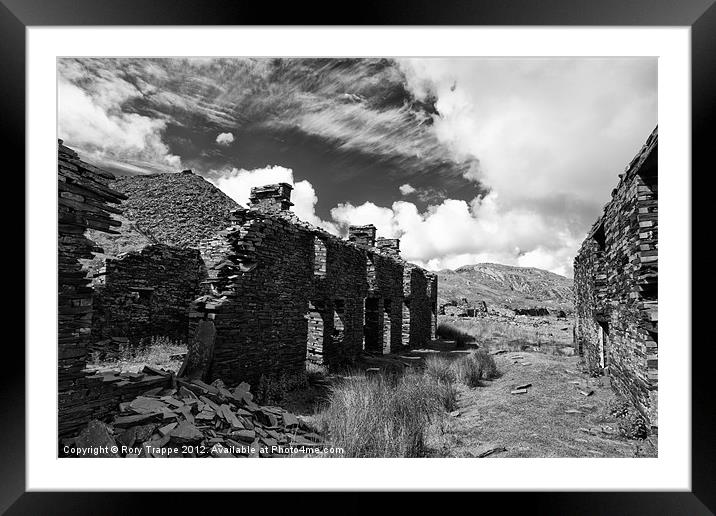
183,183,438,386
83,170,241,354
91,244,207,349
58,141,171,436
58,145,438,434
573,127,658,427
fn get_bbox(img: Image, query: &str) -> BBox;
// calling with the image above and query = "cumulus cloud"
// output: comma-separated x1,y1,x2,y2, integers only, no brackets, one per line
215,132,235,145
399,184,416,195
391,57,658,276
57,59,182,174
208,166,337,233
330,192,581,276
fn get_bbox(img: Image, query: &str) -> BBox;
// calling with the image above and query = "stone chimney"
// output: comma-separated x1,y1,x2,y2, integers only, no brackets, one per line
376,237,400,257
348,224,377,247
249,183,293,212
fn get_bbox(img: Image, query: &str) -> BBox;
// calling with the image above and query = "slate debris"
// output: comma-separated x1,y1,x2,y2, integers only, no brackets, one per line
66,378,326,458
74,420,120,457
477,446,507,458
511,382,532,395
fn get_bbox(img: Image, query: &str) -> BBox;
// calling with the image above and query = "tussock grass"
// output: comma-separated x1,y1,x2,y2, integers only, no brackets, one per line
425,350,499,389
424,355,457,385
312,345,502,457
316,369,449,457
471,349,499,380
435,377,460,412
423,356,460,412
454,355,483,387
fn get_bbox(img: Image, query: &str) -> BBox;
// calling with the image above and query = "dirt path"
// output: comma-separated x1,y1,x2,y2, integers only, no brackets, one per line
426,350,657,458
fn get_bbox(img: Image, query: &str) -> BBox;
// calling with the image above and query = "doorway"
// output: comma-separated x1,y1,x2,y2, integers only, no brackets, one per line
597,320,609,370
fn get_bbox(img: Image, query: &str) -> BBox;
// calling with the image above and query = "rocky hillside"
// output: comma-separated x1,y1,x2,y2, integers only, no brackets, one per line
89,170,240,256
437,263,574,312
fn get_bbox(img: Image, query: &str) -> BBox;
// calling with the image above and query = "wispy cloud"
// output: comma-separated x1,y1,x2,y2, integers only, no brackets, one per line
58,57,656,276
58,59,182,174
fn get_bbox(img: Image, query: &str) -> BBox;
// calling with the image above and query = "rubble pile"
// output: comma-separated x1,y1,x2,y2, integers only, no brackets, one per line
62,376,326,458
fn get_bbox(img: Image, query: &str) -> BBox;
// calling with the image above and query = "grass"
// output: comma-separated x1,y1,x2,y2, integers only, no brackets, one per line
86,336,186,373
472,349,499,380
437,315,574,354
454,355,483,387
315,368,452,457
436,322,476,348
424,354,457,385
425,350,499,389
427,351,657,458
313,349,504,457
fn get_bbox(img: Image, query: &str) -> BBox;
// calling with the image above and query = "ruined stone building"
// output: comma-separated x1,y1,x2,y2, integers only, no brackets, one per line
58,142,171,435
182,184,438,385
58,141,437,434
85,169,240,352
573,127,658,427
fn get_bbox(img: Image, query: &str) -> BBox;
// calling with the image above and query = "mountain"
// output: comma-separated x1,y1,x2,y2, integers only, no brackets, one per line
436,263,574,312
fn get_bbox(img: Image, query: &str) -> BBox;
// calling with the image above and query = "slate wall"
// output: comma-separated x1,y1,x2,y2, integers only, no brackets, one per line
184,184,438,386
58,141,171,436
574,127,658,426
91,244,206,349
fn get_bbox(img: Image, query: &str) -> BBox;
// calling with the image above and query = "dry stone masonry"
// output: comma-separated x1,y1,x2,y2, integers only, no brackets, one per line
183,183,438,386
84,170,240,348
573,127,658,428
91,245,207,349
58,141,172,435
58,142,437,437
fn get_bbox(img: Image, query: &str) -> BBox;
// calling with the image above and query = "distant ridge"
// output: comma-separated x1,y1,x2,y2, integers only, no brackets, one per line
436,262,573,312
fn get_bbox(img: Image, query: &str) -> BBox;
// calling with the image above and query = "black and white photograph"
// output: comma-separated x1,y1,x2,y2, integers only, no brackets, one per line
56,56,660,459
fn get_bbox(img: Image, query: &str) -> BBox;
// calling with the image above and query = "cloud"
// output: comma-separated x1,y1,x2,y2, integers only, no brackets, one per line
58,57,657,277
59,58,475,183
393,57,658,275
329,192,581,276
208,165,337,233
57,60,182,174
399,184,416,195
215,132,235,145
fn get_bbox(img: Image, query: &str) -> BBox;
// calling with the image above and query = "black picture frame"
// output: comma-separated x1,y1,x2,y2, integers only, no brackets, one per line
5,0,711,513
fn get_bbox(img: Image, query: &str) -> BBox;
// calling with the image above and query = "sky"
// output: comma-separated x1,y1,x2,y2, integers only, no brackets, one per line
57,57,657,277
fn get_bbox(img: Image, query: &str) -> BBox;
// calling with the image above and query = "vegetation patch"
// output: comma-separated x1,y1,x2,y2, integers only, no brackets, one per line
607,399,649,440
87,336,186,373
315,368,451,457
436,322,476,347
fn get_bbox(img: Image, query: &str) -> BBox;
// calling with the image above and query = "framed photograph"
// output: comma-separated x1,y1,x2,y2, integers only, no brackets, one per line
8,0,710,512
